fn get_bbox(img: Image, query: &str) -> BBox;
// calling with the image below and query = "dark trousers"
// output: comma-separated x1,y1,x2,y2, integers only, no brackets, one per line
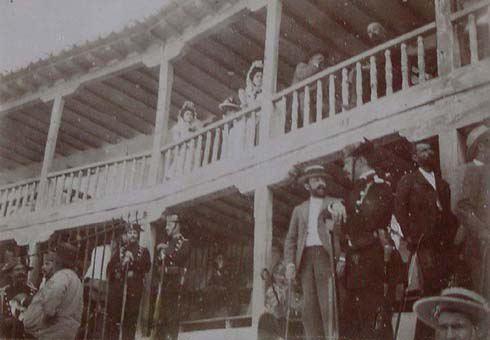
299,246,334,340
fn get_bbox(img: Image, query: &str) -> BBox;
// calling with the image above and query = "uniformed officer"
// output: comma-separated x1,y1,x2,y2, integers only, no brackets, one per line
106,222,151,340
0,257,36,339
340,141,396,340
152,214,190,340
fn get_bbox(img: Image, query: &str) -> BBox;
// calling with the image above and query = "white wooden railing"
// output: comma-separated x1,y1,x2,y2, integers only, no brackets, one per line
451,0,490,67
41,152,152,209
157,104,262,183
0,178,39,217
272,21,438,134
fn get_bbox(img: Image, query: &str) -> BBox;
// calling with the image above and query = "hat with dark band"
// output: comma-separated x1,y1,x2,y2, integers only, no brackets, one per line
297,164,334,184
219,96,241,113
414,287,489,330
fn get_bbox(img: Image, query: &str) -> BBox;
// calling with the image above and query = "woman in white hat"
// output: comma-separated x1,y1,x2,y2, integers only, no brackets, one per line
238,60,263,109
414,287,489,340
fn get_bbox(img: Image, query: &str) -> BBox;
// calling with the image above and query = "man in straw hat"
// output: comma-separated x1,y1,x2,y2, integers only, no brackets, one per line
106,221,151,340
414,287,489,340
456,124,490,300
0,256,36,339
284,164,346,339
23,242,83,340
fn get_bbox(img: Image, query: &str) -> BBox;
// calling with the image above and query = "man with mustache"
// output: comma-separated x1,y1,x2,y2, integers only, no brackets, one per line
0,257,36,339
395,141,458,340
284,164,346,339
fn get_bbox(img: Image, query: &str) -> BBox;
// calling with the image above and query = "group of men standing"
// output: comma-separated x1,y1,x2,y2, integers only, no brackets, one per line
284,124,490,340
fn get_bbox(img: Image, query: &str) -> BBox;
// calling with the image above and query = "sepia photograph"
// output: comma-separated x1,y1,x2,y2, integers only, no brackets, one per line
0,0,489,339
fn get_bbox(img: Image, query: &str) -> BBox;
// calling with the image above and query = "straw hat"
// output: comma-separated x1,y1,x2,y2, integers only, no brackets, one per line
413,287,489,329
297,164,334,185
466,124,490,160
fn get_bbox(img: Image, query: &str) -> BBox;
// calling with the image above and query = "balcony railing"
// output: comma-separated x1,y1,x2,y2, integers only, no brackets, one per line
0,178,39,217
272,21,437,135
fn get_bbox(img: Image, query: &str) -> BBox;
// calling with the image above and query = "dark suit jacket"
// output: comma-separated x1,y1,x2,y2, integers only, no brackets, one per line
284,197,339,271
395,169,458,292
342,180,393,290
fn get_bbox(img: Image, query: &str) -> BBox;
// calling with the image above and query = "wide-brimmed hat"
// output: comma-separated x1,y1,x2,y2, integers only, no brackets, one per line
1,257,33,274
297,164,334,185
413,287,489,330
219,96,241,113
51,242,78,267
466,124,490,160
178,101,197,120
247,60,263,82
166,214,180,223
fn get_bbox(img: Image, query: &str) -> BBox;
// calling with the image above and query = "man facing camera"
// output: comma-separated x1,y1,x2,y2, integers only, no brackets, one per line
284,164,346,340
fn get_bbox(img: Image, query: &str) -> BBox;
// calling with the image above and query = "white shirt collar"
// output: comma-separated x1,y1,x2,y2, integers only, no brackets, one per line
418,167,437,190
473,159,484,166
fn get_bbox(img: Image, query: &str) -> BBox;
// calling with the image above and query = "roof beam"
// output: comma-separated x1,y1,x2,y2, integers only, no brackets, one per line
0,144,33,166
0,134,43,163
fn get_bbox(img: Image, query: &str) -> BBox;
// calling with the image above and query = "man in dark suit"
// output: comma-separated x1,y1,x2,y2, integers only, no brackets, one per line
395,141,458,340
284,164,346,340
340,141,395,340
456,124,490,300
106,222,151,340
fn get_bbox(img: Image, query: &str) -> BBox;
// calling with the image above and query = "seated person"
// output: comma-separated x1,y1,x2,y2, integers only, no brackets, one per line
206,251,236,317
239,60,263,109
170,101,203,143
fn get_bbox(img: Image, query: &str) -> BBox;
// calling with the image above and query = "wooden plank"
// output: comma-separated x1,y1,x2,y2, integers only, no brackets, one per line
251,186,273,326
435,0,454,75
36,95,64,210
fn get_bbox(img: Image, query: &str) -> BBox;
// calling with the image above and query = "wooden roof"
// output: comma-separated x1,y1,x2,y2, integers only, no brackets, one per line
0,0,435,172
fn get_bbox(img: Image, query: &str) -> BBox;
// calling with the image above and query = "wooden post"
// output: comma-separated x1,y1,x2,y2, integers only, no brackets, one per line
149,45,174,185
260,0,282,143
438,129,465,207
27,241,40,284
36,95,64,210
435,0,454,75
251,186,273,327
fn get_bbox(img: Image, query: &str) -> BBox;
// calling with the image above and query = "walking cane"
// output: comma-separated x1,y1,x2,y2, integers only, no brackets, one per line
329,230,341,335
150,254,165,340
119,262,129,340
284,274,293,340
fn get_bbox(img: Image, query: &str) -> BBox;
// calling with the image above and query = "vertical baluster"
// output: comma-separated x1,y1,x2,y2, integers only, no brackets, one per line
183,142,192,174
121,160,129,193
28,183,37,211
102,164,110,197
92,167,101,199
248,110,257,147
385,49,393,95
316,80,323,123
203,131,212,165
46,179,55,208
417,36,425,84
401,43,409,89
143,156,150,186
212,128,221,163
468,14,478,64
194,135,203,169
53,176,62,207
23,184,31,212
0,189,6,216
291,91,299,130
2,188,11,217
16,185,26,212
59,175,68,206
176,145,185,177
342,68,349,111
83,169,92,200
188,139,197,172
75,170,83,202
356,62,363,106
222,123,229,160
303,85,310,126
163,149,172,180
329,74,336,115
62,173,72,204
279,97,287,133
370,56,378,100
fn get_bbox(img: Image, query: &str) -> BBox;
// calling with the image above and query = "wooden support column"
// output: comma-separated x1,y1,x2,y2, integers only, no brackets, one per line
27,241,40,285
148,45,175,185
36,95,64,210
435,0,455,75
438,129,465,207
260,0,282,143
251,186,273,326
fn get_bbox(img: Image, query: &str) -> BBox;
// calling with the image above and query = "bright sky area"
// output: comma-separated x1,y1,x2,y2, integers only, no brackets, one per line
0,0,167,73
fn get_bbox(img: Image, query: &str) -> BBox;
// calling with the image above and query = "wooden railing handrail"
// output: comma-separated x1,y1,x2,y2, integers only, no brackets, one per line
46,151,152,179
159,103,261,153
272,21,437,101
179,315,252,326
0,177,40,192
451,0,490,22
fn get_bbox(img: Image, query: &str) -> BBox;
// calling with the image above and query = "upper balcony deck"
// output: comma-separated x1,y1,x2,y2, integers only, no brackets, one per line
0,0,490,239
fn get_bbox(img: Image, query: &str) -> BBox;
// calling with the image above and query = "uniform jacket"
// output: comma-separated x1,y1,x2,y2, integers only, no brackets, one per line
23,269,83,340
343,178,393,290
0,281,36,339
284,196,339,271
395,169,457,249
